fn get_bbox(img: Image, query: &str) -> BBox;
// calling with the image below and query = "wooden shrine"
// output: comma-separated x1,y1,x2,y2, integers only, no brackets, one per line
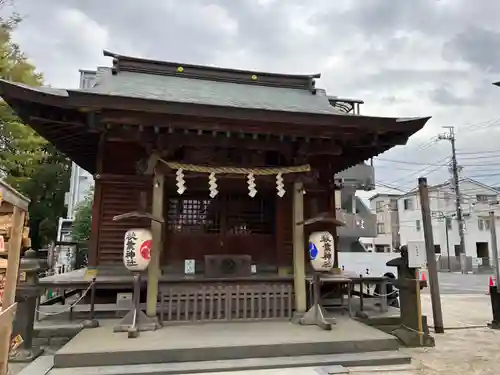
0,51,430,322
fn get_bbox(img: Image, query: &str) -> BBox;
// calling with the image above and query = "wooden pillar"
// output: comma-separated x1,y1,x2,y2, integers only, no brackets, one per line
328,182,340,269
88,181,103,268
292,181,307,313
0,206,24,374
275,195,285,271
88,134,105,268
146,172,164,317
335,190,342,210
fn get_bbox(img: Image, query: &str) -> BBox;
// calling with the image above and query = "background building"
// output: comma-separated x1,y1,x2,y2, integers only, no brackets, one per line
365,178,500,268
362,193,400,252
397,178,499,264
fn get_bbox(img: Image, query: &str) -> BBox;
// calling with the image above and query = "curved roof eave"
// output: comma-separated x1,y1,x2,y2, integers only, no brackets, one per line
0,78,431,136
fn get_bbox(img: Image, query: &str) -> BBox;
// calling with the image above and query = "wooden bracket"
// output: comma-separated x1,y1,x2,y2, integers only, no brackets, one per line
113,211,164,224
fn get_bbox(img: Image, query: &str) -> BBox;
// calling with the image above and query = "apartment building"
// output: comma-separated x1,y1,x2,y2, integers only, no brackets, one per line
363,193,400,252
393,178,500,264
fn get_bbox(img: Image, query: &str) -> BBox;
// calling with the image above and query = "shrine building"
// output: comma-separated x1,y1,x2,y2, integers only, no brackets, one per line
0,51,430,321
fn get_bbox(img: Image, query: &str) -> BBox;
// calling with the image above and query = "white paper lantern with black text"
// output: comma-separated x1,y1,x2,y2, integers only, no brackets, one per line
308,231,334,272
123,228,152,271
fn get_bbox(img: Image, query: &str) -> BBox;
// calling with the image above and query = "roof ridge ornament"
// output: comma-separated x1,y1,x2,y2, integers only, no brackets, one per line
102,50,320,91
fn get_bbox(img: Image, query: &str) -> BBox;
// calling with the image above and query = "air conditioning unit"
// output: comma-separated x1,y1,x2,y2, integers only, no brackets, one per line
204,255,252,278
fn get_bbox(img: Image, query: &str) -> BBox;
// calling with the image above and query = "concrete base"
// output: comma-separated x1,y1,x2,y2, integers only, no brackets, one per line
53,318,402,368
300,304,334,330
488,321,500,330
113,309,159,336
81,319,99,329
47,352,411,375
392,326,435,348
9,347,44,363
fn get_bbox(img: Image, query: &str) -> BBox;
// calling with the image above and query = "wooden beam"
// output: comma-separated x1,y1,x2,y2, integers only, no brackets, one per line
292,181,307,313
112,211,164,223
0,181,30,212
0,303,17,375
99,110,381,138
1,207,24,308
105,127,342,156
88,134,105,268
147,172,165,318
0,206,24,375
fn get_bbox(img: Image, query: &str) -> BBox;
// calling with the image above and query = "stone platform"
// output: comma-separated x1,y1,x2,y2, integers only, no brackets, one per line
45,317,409,374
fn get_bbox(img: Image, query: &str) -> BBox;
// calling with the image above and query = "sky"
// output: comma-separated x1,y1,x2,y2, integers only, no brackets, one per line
7,0,500,200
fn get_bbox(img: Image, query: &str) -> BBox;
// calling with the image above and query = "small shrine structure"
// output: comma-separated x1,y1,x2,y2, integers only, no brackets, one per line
0,180,30,374
0,51,430,322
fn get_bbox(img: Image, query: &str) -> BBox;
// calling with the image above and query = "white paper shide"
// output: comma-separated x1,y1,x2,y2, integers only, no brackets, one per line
123,228,153,271
308,231,334,272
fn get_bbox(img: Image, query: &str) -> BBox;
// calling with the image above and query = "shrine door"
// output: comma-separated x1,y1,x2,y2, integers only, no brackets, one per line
165,192,276,265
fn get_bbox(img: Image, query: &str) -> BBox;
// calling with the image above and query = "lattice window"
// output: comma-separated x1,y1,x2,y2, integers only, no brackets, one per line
167,198,221,233
168,194,275,235
225,194,275,235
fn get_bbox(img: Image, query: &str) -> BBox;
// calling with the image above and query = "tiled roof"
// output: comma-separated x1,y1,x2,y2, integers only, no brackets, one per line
80,70,345,115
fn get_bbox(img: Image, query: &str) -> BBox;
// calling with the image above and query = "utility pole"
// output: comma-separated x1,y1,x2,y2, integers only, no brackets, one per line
419,177,445,333
433,211,454,272
444,218,451,272
489,211,500,288
438,126,467,273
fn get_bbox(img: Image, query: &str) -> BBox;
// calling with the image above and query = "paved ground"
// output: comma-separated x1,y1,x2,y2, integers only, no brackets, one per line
8,273,500,375
423,271,492,295
184,293,500,375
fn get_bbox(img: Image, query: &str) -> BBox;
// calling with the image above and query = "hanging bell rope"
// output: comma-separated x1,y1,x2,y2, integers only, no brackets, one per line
160,159,311,175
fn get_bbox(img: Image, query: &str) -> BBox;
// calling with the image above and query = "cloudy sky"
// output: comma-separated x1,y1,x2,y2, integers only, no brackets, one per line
7,0,500,197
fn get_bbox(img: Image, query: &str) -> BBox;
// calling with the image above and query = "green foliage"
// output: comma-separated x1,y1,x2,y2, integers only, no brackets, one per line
0,7,70,248
72,188,93,244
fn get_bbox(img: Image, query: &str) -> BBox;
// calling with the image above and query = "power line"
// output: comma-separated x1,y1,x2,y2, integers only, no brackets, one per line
374,158,447,166
379,157,450,188
458,117,500,134
457,149,500,155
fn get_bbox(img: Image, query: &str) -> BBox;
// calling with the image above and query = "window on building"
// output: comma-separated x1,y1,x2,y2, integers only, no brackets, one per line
377,222,385,234
446,217,452,230
434,245,441,254
389,199,398,211
477,218,491,231
403,198,413,211
443,192,451,203
375,201,384,213
476,194,496,203
416,220,421,231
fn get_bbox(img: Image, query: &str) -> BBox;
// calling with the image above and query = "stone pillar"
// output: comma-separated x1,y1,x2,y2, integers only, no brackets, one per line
292,181,307,313
10,249,43,362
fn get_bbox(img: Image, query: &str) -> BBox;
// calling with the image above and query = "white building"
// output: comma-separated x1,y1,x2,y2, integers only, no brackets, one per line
58,68,112,241
363,193,401,253
397,178,500,265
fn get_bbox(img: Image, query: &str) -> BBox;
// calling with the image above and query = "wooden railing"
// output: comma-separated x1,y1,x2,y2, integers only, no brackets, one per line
159,283,293,323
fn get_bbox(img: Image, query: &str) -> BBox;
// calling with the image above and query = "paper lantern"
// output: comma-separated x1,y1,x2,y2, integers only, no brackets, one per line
123,228,152,271
308,231,334,272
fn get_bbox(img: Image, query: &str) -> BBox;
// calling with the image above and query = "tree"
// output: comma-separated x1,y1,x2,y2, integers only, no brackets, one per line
72,189,93,268
72,189,93,244
0,5,71,249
